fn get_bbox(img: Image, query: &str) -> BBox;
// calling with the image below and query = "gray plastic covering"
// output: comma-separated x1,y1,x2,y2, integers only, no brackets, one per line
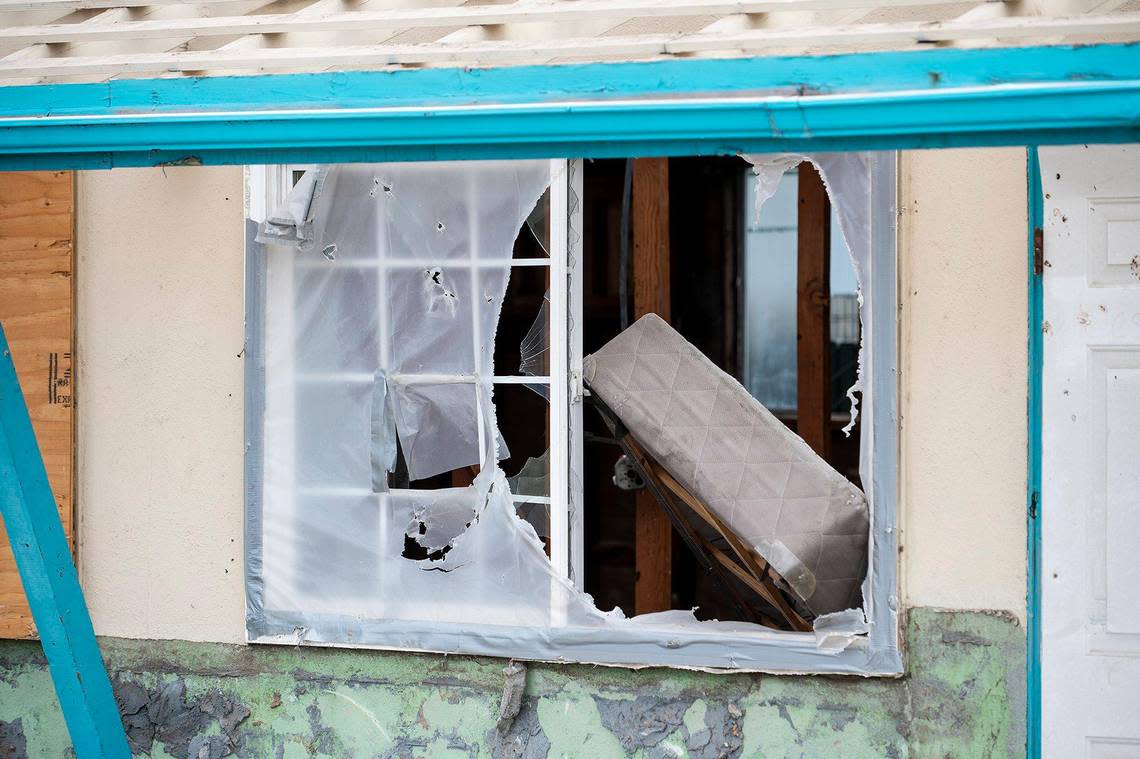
245,154,897,673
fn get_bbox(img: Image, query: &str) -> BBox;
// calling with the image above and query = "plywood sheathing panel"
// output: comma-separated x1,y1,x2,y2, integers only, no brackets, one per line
0,170,75,639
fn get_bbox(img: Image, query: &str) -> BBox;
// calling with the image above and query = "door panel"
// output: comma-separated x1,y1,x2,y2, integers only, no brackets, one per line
1040,145,1140,758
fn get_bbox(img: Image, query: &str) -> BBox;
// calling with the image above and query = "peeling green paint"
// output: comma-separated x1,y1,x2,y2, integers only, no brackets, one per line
538,683,625,759
0,608,1024,758
682,701,707,739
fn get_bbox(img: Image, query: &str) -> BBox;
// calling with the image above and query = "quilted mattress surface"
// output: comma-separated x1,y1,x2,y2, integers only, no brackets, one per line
583,313,869,617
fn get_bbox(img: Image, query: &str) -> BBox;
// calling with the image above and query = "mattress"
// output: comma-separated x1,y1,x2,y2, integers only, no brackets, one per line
583,313,869,617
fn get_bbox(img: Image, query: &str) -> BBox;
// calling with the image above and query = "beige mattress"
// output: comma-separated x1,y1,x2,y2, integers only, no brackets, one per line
583,314,869,617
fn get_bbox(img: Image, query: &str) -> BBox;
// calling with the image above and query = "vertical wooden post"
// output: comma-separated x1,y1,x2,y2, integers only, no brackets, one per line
632,158,672,614
796,163,831,458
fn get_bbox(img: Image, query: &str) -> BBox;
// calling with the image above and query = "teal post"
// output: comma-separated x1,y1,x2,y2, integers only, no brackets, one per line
0,323,130,757
1025,147,1044,759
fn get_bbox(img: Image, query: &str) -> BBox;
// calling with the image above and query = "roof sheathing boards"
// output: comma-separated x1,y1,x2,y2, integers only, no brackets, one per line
244,153,890,670
0,0,1138,82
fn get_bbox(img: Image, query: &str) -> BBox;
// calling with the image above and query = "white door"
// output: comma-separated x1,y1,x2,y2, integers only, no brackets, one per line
1041,144,1140,758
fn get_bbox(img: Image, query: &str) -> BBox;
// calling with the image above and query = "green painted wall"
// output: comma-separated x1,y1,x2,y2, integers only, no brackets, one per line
0,608,1024,758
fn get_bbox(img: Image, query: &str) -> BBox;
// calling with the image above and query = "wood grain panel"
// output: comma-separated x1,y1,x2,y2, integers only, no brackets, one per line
0,170,75,639
796,162,831,458
632,157,673,615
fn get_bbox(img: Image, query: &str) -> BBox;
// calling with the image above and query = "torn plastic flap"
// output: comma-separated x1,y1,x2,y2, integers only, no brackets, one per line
519,290,551,400
256,167,326,249
370,371,397,493
404,486,481,554
812,608,868,651
508,450,550,539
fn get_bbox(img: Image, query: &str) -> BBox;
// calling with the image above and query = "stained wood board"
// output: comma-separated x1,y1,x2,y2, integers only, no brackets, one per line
796,162,831,458
0,170,75,639
631,157,673,615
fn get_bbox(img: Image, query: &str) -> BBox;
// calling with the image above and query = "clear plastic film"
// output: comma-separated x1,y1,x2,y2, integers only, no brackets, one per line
518,290,551,400
257,159,620,632
249,156,885,665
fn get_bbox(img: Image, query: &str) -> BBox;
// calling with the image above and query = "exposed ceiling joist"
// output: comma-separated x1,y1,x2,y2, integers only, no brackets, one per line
1,10,1135,78
0,0,985,45
1,0,1137,83
0,0,247,10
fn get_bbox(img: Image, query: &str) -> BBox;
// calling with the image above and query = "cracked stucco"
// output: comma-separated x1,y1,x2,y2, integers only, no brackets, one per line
0,608,1024,758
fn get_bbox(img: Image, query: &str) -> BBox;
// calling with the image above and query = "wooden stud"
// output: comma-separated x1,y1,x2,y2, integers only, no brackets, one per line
796,162,831,458
631,157,673,614
0,170,75,639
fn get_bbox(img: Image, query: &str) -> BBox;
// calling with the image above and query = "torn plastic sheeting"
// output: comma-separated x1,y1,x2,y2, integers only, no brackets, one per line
255,167,326,249
381,393,621,629
403,486,479,555
742,152,874,437
508,449,549,499
525,190,550,257
261,160,553,480
253,157,869,662
811,608,869,651
386,380,506,482
370,371,397,492
508,450,550,539
391,479,618,628
625,608,865,649
518,290,551,400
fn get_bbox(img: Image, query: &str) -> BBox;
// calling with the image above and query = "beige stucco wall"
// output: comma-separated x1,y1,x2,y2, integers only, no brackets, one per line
898,148,1028,621
77,166,247,643
74,150,1028,644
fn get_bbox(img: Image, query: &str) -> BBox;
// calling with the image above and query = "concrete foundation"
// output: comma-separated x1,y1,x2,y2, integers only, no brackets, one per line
0,608,1024,758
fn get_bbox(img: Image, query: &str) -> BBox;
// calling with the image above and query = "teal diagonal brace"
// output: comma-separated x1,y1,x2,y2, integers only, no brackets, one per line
0,323,130,758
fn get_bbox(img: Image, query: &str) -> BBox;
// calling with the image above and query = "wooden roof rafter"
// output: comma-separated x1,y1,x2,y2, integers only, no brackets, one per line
0,0,1138,83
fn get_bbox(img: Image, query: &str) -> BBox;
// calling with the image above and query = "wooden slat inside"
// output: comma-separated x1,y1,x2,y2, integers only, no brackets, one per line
0,170,75,639
631,157,673,615
796,162,831,458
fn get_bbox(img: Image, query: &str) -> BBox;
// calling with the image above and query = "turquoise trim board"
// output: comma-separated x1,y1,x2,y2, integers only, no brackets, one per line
0,324,131,758
1026,148,1045,759
0,43,1138,170
3,42,1132,116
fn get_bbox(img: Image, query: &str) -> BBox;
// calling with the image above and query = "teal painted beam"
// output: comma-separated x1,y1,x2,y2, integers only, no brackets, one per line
1025,148,1044,759
0,42,1136,117
0,45,1138,169
0,324,130,758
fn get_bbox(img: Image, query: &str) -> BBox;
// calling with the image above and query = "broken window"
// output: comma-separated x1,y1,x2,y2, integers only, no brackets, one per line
244,154,899,672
